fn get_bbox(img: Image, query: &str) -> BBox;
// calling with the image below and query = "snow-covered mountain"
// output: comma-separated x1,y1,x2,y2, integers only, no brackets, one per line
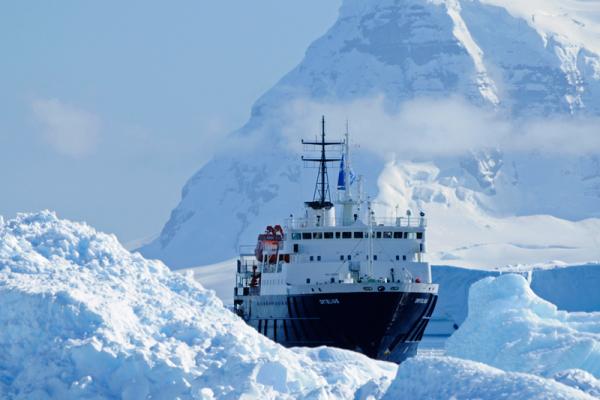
140,0,600,268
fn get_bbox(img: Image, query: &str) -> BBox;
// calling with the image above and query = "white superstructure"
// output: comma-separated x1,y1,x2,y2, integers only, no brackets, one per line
235,119,432,297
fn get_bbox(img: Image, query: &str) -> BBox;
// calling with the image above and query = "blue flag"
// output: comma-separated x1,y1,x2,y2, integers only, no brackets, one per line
337,155,345,190
338,155,356,190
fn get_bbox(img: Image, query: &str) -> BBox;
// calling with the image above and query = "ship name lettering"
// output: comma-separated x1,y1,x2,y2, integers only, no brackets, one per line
319,298,340,305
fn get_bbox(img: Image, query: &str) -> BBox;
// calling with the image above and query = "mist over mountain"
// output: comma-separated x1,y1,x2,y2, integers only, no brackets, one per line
140,0,600,268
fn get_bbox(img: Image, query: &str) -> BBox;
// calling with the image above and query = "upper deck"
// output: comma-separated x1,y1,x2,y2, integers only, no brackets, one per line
284,215,427,230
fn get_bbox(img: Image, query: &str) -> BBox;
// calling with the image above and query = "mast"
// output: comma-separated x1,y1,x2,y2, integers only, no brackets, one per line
302,116,342,209
320,117,326,205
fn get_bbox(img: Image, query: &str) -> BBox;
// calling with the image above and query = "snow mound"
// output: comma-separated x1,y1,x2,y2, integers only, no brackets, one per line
383,356,596,400
2,212,597,399
553,369,600,398
0,211,396,399
446,274,600,378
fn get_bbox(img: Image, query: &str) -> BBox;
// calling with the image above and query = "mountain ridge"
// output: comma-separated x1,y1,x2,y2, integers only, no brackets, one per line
140,0,600,268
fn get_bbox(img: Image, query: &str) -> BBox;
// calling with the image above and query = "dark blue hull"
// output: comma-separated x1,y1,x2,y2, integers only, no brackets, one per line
234,290,438,363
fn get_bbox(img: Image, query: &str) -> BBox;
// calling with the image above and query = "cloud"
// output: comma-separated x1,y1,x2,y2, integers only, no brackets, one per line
31,98,100,157
279,95,600,158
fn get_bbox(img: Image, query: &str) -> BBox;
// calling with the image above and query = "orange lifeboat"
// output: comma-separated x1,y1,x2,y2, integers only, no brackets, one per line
255,225,284,263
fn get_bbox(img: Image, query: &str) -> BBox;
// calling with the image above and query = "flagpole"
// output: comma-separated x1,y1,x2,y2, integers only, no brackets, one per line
344,120,351,202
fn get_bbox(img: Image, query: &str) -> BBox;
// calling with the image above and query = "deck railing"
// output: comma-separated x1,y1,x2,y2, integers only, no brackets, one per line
283,216,427,229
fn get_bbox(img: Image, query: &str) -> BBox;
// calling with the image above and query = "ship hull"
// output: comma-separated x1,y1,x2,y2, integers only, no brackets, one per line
235,288,438,363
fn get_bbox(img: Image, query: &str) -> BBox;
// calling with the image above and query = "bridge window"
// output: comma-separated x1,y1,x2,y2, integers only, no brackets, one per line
342,232,352,239
403,255,407,261
394,232,402,239
313,232,323,239
348,255,352,261
302,232,311,240
309,256,314,262
292,233,301,240
335,232,341,238
403,232,408,239
417,232,423,239
340,255,344,261
376,232,382,238
324,232,334,239
396,255,400,260
354,232,364,239
383,232,393,239
317,255,321,261
374,255,378,261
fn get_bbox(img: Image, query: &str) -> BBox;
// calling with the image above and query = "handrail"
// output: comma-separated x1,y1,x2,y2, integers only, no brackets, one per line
283,216,427,229
238,245,256,256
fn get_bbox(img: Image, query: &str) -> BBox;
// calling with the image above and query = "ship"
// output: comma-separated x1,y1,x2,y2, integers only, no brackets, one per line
233,117,439,363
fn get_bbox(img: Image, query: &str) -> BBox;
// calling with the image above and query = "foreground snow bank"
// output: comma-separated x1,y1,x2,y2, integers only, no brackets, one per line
446,274,600,379
385,356,595,400
0,211,395,399
1,212,596,399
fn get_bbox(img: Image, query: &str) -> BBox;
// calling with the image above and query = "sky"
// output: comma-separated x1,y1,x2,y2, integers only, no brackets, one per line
0,1,341,245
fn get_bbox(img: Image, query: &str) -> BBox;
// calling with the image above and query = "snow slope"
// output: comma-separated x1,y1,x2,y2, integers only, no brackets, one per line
375,161,600,268
1,212,598,399
140,0,600,269
446,274,600,379
0,211,396,399
182,258,236,306
385,355,597,400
